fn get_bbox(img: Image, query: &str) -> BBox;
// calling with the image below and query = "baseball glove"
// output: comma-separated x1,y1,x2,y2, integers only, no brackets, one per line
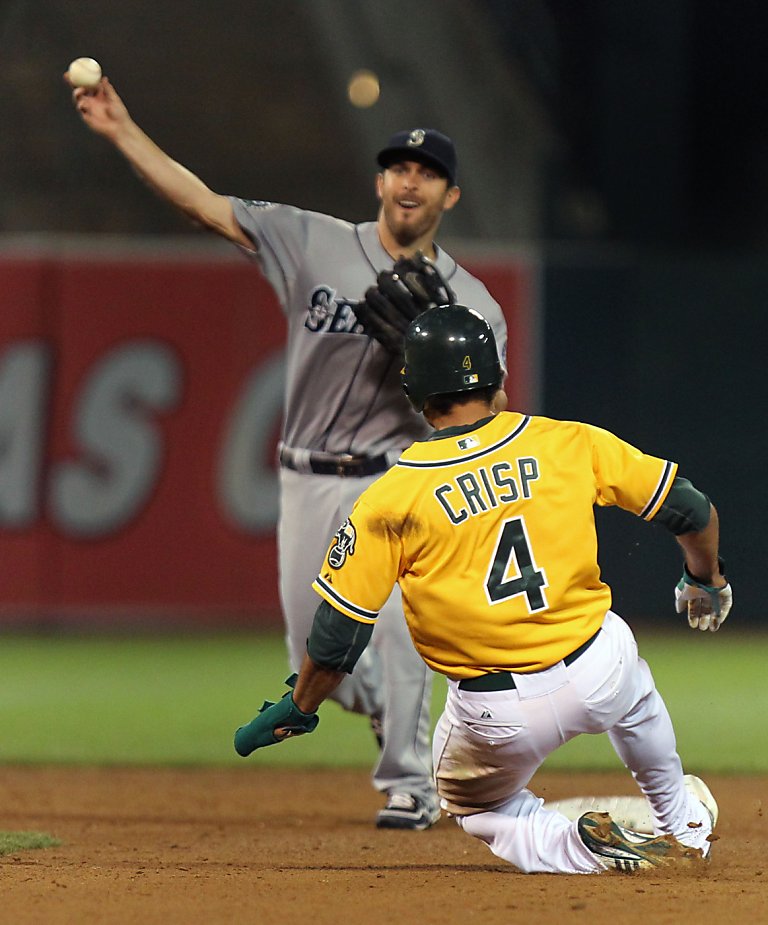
234,674,319,756
356,251,456,356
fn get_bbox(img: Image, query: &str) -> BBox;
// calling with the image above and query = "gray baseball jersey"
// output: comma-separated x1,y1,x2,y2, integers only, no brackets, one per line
229,199,508,456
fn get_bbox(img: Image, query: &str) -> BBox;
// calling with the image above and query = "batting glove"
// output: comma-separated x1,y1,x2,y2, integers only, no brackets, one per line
234,675,319,756
674,562,732,632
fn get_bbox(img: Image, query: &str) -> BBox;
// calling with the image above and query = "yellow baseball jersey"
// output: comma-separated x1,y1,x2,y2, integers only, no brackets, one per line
312,412,677,679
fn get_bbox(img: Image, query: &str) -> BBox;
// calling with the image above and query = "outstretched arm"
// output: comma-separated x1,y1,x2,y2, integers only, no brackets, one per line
67,74,252,248
233,600,374,756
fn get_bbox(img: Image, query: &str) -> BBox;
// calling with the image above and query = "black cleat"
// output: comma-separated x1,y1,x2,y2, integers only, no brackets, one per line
376,793,441,831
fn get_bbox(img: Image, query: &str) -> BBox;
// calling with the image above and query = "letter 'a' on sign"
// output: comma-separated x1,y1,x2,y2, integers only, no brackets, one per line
463,355,472,369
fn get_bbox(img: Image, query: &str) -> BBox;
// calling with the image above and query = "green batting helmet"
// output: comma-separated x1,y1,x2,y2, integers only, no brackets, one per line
401,305,502,412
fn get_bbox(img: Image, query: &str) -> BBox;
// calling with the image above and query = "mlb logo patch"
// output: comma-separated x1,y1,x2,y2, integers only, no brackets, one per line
457,435,480,450
463,373,479,385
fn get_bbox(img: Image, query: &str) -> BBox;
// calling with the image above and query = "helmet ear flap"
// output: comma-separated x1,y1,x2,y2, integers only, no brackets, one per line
400,373,412,404
399,363,418,410
400,364,424,411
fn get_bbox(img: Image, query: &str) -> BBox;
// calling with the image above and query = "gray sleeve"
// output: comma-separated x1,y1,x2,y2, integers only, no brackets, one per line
306,599,374,673
651,476,711,535
477,290,508,372
446,267,508,372
489,309,508,374
228,198,309,306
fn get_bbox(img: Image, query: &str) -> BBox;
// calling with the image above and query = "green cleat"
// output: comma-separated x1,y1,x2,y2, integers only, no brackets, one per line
578,812,706,872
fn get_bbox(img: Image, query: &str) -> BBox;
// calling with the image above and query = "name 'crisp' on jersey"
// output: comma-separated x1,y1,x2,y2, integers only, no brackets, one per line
435,457,540,524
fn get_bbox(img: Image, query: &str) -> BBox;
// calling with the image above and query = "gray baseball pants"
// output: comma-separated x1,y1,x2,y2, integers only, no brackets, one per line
278,466,435,805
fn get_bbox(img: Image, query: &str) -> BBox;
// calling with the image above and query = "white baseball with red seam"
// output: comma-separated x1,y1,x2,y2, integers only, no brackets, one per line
67,57,102,88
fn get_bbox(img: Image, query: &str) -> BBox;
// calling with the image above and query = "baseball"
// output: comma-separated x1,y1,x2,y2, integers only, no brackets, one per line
67,57,102,89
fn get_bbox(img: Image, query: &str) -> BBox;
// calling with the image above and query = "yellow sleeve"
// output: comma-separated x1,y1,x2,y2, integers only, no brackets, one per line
587,424,678,519
311,499,402,624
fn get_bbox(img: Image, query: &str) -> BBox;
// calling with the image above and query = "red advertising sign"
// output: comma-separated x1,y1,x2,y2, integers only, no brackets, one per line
0,243,538,628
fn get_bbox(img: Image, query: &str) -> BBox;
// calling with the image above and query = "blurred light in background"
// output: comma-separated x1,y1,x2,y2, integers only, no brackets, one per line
347,69,380,108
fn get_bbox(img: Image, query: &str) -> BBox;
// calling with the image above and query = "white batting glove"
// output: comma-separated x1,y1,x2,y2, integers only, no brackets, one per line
675,565,732,632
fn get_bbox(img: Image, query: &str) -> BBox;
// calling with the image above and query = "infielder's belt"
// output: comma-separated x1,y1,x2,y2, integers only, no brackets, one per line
279,446,391,478
458,628,602,692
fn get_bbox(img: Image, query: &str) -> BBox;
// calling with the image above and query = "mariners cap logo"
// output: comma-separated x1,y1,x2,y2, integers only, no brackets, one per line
407,129,426,147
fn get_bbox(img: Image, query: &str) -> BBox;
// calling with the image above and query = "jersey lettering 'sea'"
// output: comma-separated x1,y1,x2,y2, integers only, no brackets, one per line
435,457,540,524
304,286,365,335
229,201,508,456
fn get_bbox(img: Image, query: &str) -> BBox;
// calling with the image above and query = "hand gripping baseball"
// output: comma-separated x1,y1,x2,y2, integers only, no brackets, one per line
66,69,134,144
234,674,319,756
674,562,732,632
355,251,456,357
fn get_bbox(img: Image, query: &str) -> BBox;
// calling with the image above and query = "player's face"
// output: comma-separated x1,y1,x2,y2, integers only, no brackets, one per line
376,161,460,247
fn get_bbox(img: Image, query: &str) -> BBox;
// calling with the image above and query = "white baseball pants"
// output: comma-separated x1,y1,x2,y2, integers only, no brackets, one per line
432,611,712,873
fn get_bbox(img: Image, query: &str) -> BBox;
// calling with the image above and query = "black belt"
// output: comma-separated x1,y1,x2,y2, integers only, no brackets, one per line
279,447,390,478
458,628,602,692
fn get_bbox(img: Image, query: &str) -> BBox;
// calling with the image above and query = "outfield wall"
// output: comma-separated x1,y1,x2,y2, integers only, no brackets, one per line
0,239,538,629
543,249,764,627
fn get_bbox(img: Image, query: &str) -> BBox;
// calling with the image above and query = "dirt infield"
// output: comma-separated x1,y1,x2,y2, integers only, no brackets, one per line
0,767,765,924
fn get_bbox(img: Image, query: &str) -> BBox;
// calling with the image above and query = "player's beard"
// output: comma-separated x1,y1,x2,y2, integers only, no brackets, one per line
381,199,442,248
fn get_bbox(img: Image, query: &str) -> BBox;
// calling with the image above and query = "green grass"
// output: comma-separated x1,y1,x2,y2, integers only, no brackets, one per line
0,633,381,767
0,832,61,855
0,629,765,772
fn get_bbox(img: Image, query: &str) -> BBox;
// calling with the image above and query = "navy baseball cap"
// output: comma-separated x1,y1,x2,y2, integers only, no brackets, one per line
377,128,458,186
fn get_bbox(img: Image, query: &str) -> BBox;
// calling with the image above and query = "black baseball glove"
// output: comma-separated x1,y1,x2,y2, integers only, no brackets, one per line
355,252,456,357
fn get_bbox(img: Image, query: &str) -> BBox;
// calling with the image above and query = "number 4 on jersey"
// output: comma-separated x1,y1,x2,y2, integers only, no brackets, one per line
485,516,549,611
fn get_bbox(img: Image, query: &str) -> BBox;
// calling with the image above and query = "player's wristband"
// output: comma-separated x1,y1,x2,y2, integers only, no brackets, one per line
683,556,726,586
